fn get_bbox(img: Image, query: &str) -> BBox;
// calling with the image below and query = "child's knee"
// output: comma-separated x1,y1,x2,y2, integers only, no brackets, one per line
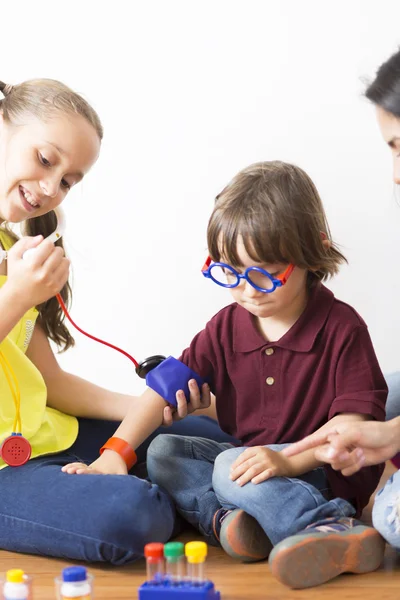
212,447,253,501
147,434,188,487
214,446,246,474
147,433,185,459
91,480,176,564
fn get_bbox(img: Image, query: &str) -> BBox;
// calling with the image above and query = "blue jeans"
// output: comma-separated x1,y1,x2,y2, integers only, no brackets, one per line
0,416,236,564
370,371,400,547
147,435,356,547
385,371,400,421
373,471,400,548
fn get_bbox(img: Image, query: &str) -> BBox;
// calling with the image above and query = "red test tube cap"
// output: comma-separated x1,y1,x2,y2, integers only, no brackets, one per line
144,543,164,562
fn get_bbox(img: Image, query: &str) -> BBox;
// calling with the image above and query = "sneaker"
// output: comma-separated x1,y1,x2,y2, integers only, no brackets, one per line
268,517,386,589
213,508,272,562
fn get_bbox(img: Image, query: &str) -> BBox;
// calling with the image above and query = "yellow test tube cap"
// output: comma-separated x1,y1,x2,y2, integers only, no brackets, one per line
185,541,208,563
6,569,24,583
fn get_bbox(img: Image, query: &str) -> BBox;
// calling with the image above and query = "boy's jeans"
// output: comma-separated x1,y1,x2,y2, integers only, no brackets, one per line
147,435,355,546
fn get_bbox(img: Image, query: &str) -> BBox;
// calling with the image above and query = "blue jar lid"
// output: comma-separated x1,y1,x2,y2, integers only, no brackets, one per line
62,566,87,582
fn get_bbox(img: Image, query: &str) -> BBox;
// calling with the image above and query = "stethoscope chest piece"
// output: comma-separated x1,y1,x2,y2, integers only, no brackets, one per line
135,355,166,379
1,434,32,467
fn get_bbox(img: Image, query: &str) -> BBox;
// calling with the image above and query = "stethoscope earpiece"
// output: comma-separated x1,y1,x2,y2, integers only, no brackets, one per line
135,355,166,379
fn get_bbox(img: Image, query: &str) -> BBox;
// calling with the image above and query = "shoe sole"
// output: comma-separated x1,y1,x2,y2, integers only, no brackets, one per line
269,526,386,589
220,509,272,562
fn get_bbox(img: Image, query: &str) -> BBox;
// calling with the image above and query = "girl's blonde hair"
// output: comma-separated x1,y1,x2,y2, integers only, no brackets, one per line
0,79,103,351
207,161,347,284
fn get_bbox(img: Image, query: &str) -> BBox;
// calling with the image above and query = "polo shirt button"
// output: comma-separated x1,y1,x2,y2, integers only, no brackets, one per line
265,348,274,356
266,377,275,385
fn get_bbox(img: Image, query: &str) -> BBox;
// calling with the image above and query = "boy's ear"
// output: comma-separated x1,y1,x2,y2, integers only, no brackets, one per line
321,231,332,249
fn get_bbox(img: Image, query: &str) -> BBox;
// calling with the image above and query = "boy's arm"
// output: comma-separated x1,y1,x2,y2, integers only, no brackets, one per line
230,413,371,485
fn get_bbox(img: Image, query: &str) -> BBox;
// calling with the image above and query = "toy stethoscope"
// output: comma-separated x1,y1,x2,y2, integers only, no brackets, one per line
0,208,204,467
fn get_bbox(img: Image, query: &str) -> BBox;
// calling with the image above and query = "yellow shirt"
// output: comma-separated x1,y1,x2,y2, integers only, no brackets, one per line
0,228,78,469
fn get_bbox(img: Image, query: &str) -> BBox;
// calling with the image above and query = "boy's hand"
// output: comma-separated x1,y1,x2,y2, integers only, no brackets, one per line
61,450,128,476
161,380,211,426
230,446,293,486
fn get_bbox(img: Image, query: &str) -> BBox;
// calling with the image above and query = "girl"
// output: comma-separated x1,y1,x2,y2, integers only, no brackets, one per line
64,160,387,586
0,78,235,564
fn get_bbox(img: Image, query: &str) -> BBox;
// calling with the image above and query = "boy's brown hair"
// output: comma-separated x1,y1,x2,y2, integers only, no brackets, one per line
207,161,347,283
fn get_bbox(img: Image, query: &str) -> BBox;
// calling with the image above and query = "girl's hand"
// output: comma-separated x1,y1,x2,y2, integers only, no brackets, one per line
6,236,70,307
61,450,128,476
229,446,293,486
161,380,211,426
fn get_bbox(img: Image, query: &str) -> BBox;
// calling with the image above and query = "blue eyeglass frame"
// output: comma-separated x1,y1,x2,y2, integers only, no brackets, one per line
201,256,295,294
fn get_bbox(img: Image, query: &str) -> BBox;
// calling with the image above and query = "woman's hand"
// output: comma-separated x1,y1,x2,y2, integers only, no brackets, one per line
6,236,70,307
161,380,211,426
229,446,293,486
61,450,128,476
282,418,400,476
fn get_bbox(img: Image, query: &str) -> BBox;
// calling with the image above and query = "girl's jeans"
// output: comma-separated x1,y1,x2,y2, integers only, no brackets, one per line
147,435,355,546
0,416,236,564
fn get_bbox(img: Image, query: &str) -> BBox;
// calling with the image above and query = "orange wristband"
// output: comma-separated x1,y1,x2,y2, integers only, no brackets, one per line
100,437,137,470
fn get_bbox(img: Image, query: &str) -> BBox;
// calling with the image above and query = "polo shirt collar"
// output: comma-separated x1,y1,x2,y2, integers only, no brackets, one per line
233,283,335,353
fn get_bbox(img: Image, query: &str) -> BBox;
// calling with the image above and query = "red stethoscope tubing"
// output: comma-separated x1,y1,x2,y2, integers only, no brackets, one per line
56,294,139,368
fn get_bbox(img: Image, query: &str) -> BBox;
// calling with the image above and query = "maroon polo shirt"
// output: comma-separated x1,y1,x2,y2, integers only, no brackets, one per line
180,283,387,516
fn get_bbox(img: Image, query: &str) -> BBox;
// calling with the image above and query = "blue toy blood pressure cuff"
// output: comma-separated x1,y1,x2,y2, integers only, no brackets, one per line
145,356,205,407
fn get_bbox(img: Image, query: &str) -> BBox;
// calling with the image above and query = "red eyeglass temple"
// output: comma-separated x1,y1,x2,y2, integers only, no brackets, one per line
201,256,212,271
276,263,295,284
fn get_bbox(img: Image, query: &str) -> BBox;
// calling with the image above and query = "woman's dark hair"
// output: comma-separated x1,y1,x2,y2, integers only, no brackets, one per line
366,48,400,118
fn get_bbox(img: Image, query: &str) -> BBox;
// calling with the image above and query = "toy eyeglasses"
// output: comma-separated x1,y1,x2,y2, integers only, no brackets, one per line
201,256,294,293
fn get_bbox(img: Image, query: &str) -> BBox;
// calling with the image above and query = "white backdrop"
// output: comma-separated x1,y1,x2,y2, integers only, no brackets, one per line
3,0,400,394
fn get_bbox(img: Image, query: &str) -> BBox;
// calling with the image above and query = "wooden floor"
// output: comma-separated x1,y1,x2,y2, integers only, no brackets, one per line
1,464,400,600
